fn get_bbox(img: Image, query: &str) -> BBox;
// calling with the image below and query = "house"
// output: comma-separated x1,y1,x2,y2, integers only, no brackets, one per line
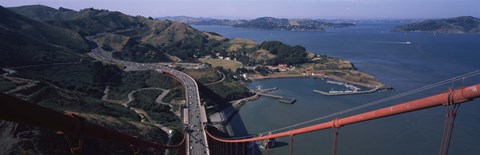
278,64,288,71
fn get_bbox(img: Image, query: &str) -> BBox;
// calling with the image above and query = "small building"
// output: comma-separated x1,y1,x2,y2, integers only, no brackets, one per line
266,65,278,70
312,58,322,61
278,64,288,71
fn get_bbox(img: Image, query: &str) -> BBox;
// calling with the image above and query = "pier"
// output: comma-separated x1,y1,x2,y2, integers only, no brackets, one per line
258,93,296,104
250,87,296,104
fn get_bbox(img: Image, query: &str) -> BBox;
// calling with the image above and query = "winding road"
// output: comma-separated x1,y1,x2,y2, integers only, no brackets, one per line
87,34,210,155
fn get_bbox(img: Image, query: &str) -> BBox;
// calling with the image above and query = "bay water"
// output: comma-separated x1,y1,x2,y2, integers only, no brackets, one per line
193,22,480,155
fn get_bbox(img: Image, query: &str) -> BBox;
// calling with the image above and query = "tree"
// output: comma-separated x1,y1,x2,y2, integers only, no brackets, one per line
255,66,270,76
92,61,122,84
259,41,307,65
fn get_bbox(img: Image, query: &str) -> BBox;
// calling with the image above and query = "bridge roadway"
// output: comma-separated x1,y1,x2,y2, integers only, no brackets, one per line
88,44,209,155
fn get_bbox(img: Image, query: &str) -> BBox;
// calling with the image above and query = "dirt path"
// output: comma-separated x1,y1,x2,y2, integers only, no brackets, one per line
117,88,173,133
101,87,181,134
205,71,225,86
101,86,110,100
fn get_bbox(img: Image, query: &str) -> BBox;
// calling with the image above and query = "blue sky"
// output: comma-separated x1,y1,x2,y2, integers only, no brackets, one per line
1,0,479,19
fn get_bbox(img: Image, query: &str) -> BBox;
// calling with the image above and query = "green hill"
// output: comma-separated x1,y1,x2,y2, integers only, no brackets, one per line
0,6,89,67
8,5,77,21
44,8,143,36
9,5,143,36
10,5,221,62
392,16,480,34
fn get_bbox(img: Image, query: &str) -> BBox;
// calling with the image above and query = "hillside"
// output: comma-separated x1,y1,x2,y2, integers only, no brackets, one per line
0,6,89,67
10,5,225,62
9,5,144,36
8,5,77,21
392,16,480,34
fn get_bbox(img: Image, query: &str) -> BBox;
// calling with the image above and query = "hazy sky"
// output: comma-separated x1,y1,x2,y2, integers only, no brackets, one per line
1,0,479,19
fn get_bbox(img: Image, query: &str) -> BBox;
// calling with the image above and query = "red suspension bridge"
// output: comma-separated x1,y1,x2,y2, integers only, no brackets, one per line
1,67,480,155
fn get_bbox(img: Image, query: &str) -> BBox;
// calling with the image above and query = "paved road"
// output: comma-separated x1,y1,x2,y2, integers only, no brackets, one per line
87,37,210,155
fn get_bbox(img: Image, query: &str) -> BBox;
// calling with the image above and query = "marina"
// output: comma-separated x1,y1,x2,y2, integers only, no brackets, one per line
313,87,380,96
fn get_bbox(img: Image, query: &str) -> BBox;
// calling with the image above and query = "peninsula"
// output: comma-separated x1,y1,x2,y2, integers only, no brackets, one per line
392,16,480,34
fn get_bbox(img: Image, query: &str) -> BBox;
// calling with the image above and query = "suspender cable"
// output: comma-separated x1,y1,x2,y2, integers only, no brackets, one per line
289,135,294,155
332,127,339,155
252,141,255,155
243,142,246,155
439,89,462,155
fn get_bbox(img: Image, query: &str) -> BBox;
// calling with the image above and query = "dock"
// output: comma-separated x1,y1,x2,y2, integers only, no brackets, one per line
253,87,278,94
258,93,296,104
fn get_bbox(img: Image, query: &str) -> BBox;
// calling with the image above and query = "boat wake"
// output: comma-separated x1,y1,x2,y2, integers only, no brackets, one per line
368,41,411,44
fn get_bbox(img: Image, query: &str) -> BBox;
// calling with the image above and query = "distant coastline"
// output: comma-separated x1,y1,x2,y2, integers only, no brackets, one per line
392,16,480,34
158,16,355,32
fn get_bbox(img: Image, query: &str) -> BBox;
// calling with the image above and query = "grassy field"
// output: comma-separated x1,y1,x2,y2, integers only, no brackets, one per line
0,77,18,92
109,70,175,100
128,89,180,126
183,68,220,84
14,63,106,98
199,58,243,71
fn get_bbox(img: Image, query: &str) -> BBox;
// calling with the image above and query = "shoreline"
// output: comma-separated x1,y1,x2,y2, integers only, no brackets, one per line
249,73,387,90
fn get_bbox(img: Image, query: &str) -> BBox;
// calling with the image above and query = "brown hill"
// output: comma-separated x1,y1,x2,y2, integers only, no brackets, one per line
0,6,89,67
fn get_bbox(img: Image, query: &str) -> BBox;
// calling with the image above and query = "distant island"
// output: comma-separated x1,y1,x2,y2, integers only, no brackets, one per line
158,16,355,32
392,16,480,34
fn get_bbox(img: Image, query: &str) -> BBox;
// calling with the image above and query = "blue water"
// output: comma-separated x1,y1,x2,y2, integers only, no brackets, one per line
193,23,480,155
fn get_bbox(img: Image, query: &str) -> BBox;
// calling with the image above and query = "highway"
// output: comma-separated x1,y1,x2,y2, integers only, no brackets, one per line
87,37,210,155
86,41,206,70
